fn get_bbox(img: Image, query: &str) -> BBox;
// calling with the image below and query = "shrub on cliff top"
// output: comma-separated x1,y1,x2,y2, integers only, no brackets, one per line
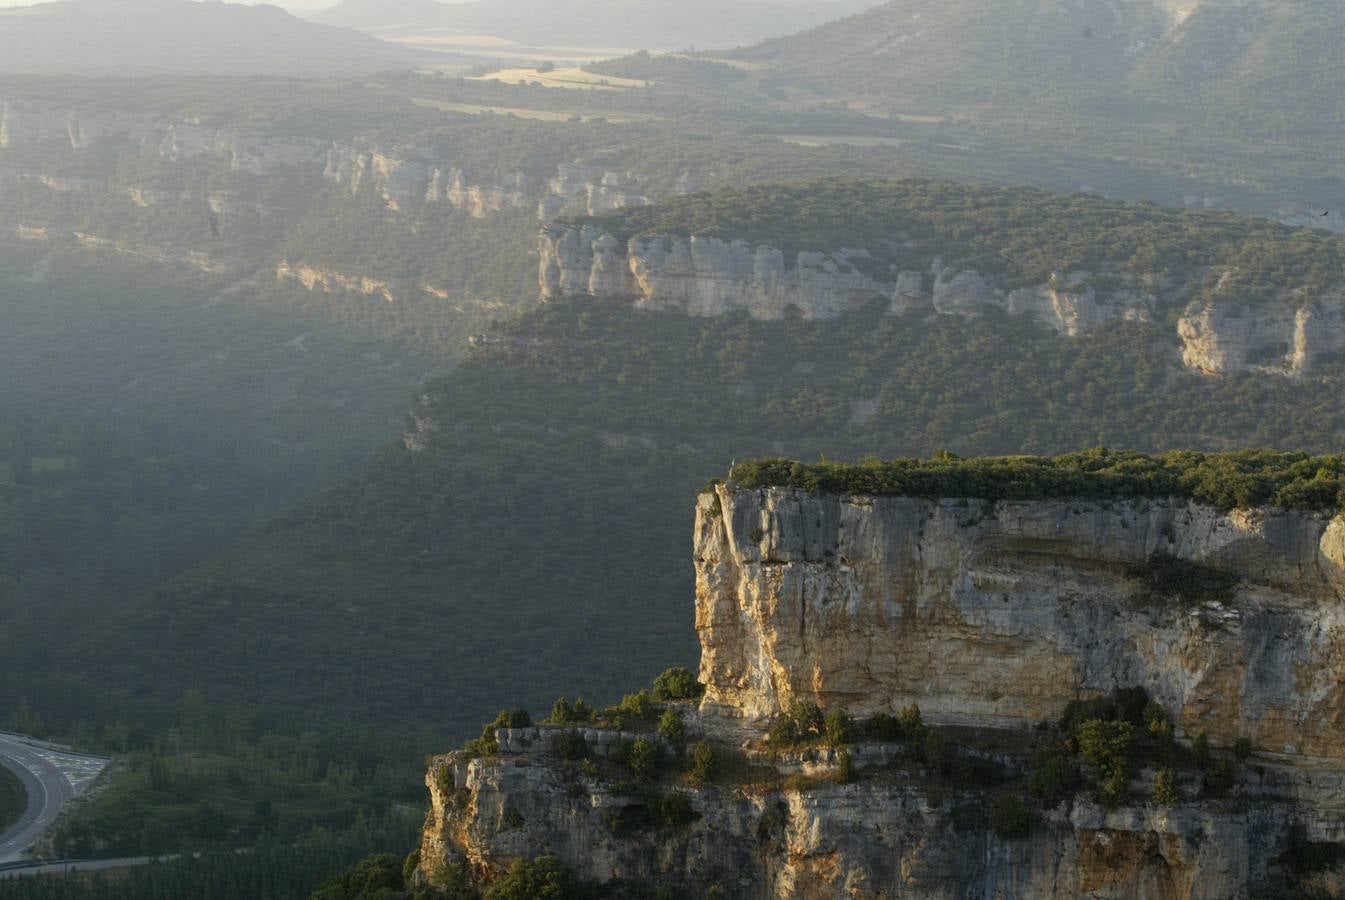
551,730,589,762
651,667,703,702
551,696,596,724
617,690,655,720
728,448,1345,513
658,708,685,744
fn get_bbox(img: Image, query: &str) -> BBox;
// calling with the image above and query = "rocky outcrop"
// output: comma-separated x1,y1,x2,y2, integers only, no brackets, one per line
1178,294,1345,376
0,100,329,175
70,232,230,273
416,483,1345,898
0,100,152,150
540,225,1156,330
322,145,657,220
541,226,1345,374
541,224,920,320
276,260,396,303
695,485,1345,759
153,124,328,175
420,723,1344,899
275,260,465,307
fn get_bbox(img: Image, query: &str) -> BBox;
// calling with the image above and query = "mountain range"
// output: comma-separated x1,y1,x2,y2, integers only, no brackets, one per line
313,0,884,51
0,0,433,76
734,0,1345,135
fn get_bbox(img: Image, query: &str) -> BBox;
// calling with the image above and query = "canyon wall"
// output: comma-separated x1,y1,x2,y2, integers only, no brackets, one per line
0,99,677,224
416,484,1345,898
540,224,1345,377
695,485,1345,759
421,731,1344,899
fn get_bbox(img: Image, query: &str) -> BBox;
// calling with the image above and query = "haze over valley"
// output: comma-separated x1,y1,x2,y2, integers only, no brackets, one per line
0,1,1344,897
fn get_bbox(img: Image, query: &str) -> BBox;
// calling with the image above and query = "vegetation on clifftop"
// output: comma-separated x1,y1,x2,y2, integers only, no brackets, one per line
569,178,1345,298
729,449,1345,512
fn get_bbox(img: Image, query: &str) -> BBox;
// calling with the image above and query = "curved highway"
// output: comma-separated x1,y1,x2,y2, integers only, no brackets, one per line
0,735,75,863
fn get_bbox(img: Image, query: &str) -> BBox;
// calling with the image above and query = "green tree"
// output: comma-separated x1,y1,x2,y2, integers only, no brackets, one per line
824,709,856,746
689,740,717,783
652,667,703,701
628,738,661,781
484,856,586,900
1077,719,1134,806
658,708,685,744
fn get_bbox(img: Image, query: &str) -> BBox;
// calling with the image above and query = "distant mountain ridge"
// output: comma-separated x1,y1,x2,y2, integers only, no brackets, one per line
0,0,433,76
314,0,885,51
733,0,1345,135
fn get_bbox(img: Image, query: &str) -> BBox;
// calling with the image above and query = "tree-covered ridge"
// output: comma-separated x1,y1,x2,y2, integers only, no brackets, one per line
729,449,1345,512
569,178,1345,298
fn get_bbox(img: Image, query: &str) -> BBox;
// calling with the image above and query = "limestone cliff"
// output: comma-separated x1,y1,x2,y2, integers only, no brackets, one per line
539,224,1345,377
695,485,1345,759
1177,293,1345,376
416,478,1345,898
420,724,1344,899
0,99,668,224
322,144,658,220
539,224,1161,331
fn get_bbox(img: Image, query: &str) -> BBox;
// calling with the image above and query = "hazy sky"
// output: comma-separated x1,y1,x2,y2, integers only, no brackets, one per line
0,0,474,11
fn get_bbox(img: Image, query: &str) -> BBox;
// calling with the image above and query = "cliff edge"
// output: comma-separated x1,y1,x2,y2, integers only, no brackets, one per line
417,451,1345,899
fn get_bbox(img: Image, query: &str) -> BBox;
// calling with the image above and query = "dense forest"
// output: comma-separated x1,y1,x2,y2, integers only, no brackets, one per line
574,177,1345,298
28,291,1345,752
730,449,1345,511
0,820,418,900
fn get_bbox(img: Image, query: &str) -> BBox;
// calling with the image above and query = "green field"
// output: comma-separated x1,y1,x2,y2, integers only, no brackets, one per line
0,764,25,837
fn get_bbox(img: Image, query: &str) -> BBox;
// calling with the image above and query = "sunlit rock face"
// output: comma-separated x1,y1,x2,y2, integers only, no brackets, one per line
1177,295,1345,376
414,485,1345,899
539,225,1160,329
695,485,1345,760
541,225,1345,378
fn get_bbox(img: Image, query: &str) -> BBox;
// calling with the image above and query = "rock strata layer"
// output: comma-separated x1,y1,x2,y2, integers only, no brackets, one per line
416,485,1345,898
695,486,1345,760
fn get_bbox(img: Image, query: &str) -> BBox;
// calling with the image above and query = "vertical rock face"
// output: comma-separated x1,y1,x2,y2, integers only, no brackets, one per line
154,125,328,174
540,225,1163,328
1177,296,1345,376
320,145,654,219
695,485,1345,760
275,260,396,302
421,738,1337,899
415,485,1345,899
540,225,1345,377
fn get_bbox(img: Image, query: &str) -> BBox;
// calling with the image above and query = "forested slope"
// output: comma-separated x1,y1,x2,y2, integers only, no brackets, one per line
61,290,1345,739
735,0,1345,136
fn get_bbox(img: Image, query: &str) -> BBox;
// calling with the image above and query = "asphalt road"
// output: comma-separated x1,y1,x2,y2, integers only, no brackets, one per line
0,735,75,864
